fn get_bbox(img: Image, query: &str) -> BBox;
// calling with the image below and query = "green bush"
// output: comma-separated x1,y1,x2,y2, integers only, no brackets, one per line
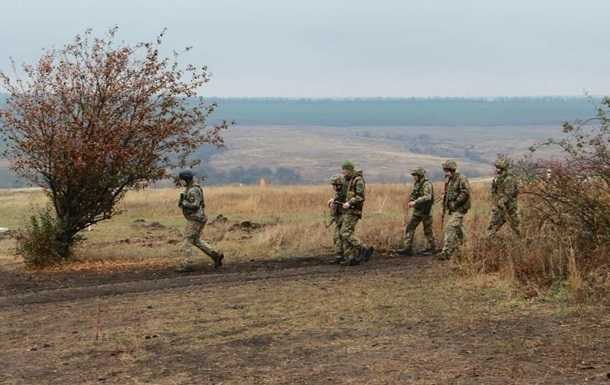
16,209,73,268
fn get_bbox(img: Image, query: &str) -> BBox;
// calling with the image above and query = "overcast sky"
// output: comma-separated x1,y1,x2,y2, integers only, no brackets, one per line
1,0,609,97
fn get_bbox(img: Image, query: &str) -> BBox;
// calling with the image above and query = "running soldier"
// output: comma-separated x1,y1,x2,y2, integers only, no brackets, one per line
177,170,224,272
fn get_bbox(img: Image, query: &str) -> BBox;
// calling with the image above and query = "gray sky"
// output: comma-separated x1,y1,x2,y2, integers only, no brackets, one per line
1,0,609,97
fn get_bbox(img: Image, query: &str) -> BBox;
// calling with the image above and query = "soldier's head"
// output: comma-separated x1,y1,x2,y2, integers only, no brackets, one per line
341,160,355,177
410,167,426,182
441,160,457,178
329,174,343,192
178,170,195,186
494,158,509,175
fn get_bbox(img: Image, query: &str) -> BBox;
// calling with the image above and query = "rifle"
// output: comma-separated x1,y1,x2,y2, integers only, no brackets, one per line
326,199,344,228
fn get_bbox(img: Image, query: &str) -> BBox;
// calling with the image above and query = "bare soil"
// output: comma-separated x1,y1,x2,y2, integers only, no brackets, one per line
1,254,609,385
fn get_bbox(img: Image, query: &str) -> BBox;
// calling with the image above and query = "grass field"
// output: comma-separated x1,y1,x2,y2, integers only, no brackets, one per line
1,183,609,384
0,182,493,271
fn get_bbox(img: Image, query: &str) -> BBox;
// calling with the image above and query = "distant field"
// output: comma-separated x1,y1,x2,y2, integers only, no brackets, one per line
0,97,586,186
206,124,559,183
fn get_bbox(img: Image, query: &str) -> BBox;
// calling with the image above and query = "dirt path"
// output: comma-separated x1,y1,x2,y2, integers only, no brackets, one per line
2,255,610,385
0,255,424,308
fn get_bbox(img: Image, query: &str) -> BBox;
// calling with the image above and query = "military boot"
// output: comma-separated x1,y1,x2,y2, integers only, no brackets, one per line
340,255,361,266
422,247,438,256
397,248,414,257
213,253,224,270
330,254,346,264
361,246,374,262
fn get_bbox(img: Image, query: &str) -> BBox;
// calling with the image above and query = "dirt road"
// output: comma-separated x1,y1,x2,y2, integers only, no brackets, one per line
2,255,609,385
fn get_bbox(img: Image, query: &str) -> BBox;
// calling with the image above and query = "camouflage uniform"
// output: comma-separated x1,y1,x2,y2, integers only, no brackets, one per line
402,168,436,254
440,161,471,259
338,162,373,265
329,175,347,258
179,182,223,270
488,159,521,237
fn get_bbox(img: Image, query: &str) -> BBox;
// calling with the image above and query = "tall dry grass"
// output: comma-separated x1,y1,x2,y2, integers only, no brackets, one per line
2,180,607,299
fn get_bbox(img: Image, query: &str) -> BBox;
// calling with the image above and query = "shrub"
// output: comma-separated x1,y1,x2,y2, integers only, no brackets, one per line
16,208,76,267
461,97,610,298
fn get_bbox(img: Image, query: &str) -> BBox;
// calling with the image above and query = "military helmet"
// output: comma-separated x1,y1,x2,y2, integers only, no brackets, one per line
178,170,195,182
441,160,457,171
341,160,355,171
494,158,510,170
410,167,426,177
329,174,343,185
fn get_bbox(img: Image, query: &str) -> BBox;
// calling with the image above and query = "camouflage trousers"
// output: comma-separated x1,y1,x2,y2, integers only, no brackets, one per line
487,206,520,237
404,213,436,252
440,211,466,258
181,220,221,268
338,213,366,262
332,215,345,256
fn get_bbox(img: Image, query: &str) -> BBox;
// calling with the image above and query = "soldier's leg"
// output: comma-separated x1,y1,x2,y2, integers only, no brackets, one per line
192,222,223,263
422,214,437,251
333,216,344,256
487,207,506,237
403,215,423,252
180,220,200,270
506,207,521,238
440,212,465,259
339,214,364,264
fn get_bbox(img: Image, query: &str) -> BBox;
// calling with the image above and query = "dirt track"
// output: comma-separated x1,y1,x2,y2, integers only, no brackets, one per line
2,255,610,385
0,255,417,308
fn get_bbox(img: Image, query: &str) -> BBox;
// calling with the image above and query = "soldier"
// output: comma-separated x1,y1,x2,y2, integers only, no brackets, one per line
487,158,521,237
398,167,436,256
337,161,374,265
439,160,471,260
327,174,347,263
177,170,224,272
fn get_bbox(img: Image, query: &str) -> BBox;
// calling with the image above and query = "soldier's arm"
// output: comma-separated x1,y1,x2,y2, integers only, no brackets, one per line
181,188,202,210
348,179,365,205
414,182,433,204
454,177,471,206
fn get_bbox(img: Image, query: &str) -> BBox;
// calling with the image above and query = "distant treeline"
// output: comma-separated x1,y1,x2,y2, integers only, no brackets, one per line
206,96,600,127
1,94,602,127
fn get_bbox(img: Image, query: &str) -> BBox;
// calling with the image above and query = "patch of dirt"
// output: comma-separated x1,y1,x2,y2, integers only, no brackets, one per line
1,254,609,385
131,219,167,230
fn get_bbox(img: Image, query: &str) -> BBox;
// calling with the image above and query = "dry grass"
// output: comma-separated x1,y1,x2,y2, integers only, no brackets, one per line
1,181,607,300
0,183,492,267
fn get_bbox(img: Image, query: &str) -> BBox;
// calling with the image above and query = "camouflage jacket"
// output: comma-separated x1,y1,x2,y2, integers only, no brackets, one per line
345,170,365,217
410,178,434,216
179,184,207,223
491,171,519,209
443,172,471,214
